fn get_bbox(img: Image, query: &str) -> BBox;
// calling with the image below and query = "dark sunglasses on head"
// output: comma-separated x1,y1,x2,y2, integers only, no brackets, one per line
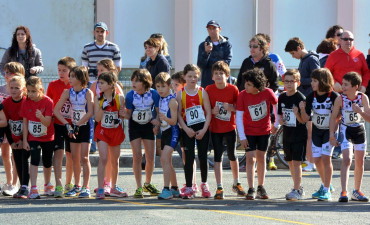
336,32,343,37
341,37,354,41
249,44,259,49
150,33,163,38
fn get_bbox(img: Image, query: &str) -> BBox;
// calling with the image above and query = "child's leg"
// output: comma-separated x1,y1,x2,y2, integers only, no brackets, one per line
11,155,18,186
53,149,64,187
97,141,109,189
65,152,73,185
196,130,210,183
306,122,313,164
314,156,325,184
288,160,302,190
70,143,82,186
143,139,155,184
354,150,365,190
211,132,224,186
105,148,112,185
322,155,333,188
12,149,23,185
160,145,175,187
109,145,121,187
1,142,13,185
226,131,239,182
340,148,352,192
41,142,54,185
29,143,42,187
80,142,91,188
183,134,196,187
256,150,267,186
131,138,143,188
22,150,30,186
246,151,256,188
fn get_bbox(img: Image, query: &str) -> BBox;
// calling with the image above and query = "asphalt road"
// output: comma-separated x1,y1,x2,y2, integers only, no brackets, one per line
0,167,369,225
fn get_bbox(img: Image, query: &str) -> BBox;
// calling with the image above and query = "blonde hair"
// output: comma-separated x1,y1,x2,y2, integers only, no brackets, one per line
97,59,117,74
9,75,27,96
4,62,25,76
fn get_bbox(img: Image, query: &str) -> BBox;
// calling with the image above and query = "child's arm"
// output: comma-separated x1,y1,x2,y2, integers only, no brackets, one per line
236,110,248,149
196,90,211,140
22,117,30,150
35,110,52,127
152,107,160,135
176,90,196,138
293,105,305,124
299,101,310,123
53,89,70,125
90,81,97,96
159,98,178,126
353,95,370,122
0,106,7,128
76,89,94,126
329,96,342,146
94,96,104,122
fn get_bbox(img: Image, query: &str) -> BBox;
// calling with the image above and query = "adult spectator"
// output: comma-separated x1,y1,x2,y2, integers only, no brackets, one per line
325,30,370,94
0,26,43,79
197,20,232,88
140,33,172,69
284,37,320,97
82,22,121,81
316,38,338,68
325,25,344,42
236,35,278,92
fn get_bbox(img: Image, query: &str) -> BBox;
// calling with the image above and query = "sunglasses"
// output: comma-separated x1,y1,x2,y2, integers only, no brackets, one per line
336,32,343,37
150,33,163,38
284,80,297,84
249,44,259,49
341,38,354,41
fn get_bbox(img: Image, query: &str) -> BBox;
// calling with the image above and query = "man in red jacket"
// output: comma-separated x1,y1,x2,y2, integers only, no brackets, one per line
325,30,370,93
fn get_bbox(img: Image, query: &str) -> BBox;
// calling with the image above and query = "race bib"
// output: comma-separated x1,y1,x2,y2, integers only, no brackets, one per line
101,111,118,128
312,112,330,129
72,109,87,125
9,120,23,136
248,101,267,121
282,108,296,127
343,110,363,125
60,101,72,119
185,105,206,126
132,108,152,124
215,101,231,121
28,121,47,137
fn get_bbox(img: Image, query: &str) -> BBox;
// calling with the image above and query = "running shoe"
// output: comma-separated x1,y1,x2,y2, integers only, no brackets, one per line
1,183,11,195
181,187,194,199
3,185,18,196
246,187,256,200
110,185,128,198
43,183,55,196
180,184,187,194
286,189,302,200
78,187,91,198
104,184,111,196
351,190,369,202
318,189,331,201
143,183,160,196
338,191,348,202
302,162,314,172
134,187,144,198
256,185,269,199
214,188,224,200
200,183,211,198
330,184,335,193
268,160,278,170
299,186,305,196
192,183,199,193
28,188,41,199
54,185,64,198
96,188,105,199
312,184,324,199
65,185,81,197
158,188,173,200
232,183,247,197
171,188,181,198
16,187,29,199
64,183,74,194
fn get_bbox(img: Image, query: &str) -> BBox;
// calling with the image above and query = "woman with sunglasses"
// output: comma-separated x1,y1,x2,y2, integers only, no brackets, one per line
0,26,43,80
140,33,172,69
325,25,344,42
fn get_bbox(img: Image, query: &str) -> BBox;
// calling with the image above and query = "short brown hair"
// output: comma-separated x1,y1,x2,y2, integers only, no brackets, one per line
250,36,269,55
343,72,362,87
70,66,89,88
310,68,334,92
212,61,230,77
4,62,25,76
285,37,305,52
183,64,201,77
171,71,185,84
131,69,152,91
316,38,338,54
155,72,171,86
26,76,44,93
284,69,301,82
256,33,271,44
144,38,161,49
58,57,76,70
97,58,117,74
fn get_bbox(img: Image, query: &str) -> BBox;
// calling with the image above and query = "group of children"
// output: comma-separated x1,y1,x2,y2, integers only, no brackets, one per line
0,55,369,203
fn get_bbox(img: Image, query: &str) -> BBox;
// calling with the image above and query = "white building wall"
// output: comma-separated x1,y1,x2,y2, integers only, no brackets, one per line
0,0,95,76
354,0,370,55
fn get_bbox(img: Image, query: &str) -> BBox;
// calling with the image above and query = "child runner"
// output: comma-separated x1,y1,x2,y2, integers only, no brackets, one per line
155,72,180,199
46,57,76,197
206,61,246,199
300,68,339,201
95,71,127,199
177,64,211,199
277,69,307,201
3,75,28,198
124,69,160,198
329,72,370,202
0,62,24,196
236,68,278,200
21,77,55,199
90,58,123,196
54,66,94,198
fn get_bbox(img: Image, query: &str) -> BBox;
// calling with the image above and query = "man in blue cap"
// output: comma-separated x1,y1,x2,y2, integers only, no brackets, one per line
197,20,233,88
81,22,122,81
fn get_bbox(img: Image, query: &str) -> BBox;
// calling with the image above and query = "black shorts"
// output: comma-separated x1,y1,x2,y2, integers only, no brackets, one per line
312,127,330,148
161,126,180,150
54,124,71,152
129,125,154,141
69,124,92,143
283,139,306,162
246,134,270,152
29,141,54,168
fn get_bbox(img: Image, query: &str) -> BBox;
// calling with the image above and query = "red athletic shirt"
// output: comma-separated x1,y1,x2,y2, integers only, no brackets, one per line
3,96,26,142
325,47,370,87
206,83,238,133
236,88,278,136
46,79,71,125
180,86,205,123
20,96,55,142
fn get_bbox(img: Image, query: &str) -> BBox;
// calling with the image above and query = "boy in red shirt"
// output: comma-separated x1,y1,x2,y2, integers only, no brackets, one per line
46,57,76,197
236,68,278,200
206,61,246,199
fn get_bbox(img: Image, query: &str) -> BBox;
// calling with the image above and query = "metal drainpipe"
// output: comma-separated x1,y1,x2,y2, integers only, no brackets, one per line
253,0,258,35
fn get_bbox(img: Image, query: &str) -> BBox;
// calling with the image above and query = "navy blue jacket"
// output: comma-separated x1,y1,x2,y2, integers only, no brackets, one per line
146,54,170,88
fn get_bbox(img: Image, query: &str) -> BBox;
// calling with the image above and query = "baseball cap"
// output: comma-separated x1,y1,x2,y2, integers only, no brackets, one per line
94,22,108,31
206,20,220,28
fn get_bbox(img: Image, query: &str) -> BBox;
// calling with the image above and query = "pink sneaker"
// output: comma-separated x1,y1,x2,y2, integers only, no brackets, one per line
181,184,187,194
192,183,199,193
104,184,111,196
43,183,55,196
181,187,194,199
200,183,211,198
110,185,128,198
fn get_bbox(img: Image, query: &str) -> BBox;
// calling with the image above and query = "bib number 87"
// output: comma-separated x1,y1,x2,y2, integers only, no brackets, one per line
316,116,325,125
